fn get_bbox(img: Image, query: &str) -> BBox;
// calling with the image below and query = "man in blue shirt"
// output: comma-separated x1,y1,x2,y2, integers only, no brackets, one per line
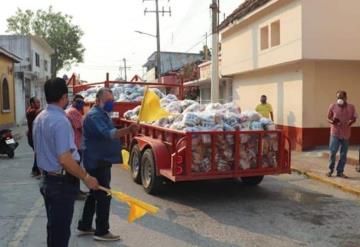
77,88,138,241
33,78,99,247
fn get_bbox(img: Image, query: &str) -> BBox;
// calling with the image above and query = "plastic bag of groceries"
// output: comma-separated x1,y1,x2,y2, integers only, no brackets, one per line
165,101,183,114
223,102,241,114
223,112,240,129
241,111,262,122
250,121,263,131
151,88,165,99
182,112,201,127
180,100,198,110
205,103,224,113
183,102,203,113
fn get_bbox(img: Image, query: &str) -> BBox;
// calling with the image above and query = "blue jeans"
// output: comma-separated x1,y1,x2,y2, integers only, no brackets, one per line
328,135,349,174
78,163,111,236
40,176,77,247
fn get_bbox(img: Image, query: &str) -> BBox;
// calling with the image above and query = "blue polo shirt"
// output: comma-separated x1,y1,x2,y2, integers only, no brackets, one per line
82,106,122,170
33,104,80,172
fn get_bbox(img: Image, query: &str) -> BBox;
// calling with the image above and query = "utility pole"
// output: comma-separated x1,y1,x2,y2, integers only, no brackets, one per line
119,58,131,81
210,0,219,103
144,0,171,82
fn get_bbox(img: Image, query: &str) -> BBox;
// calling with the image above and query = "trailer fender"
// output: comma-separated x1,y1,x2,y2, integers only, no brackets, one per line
133,136,170,175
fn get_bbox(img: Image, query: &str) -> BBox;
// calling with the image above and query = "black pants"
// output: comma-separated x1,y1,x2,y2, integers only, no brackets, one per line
78,163,111,236
28,136,40,174
40,175,78,247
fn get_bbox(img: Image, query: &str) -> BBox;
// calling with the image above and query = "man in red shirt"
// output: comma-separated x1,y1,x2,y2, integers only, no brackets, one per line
327,91,357,178
26,97,42,177
66,94,87,199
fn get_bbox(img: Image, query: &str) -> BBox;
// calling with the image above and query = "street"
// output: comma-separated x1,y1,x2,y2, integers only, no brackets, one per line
1,135,360,247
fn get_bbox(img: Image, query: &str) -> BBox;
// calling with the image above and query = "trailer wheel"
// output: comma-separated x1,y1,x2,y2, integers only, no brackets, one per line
141,149,162,194
241,176,264,186
129,145,142,184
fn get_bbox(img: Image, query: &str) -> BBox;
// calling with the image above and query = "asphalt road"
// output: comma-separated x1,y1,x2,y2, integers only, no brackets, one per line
0,136,359,247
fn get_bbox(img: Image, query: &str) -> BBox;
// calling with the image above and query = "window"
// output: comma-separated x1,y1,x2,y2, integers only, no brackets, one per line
260,26,269,50
271,20,280,47
35,52,40,67
44,60,48,72
2,78,10,112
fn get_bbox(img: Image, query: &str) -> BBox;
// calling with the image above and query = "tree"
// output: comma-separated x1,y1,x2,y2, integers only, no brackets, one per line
7,6,85,78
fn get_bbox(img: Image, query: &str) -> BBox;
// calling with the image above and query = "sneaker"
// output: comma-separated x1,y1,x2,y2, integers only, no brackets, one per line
77,228,95,236
93,232,121,241
326,170,333,177
336,173,348,179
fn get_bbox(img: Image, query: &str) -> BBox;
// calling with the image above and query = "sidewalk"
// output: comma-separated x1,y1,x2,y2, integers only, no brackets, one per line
291,151,360,196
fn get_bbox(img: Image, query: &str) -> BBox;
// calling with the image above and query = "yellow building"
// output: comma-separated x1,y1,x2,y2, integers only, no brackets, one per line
220,0,360,150
0,47,21,128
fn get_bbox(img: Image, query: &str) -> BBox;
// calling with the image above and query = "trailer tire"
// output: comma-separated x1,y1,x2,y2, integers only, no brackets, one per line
129,145,142,184
141,148,162,194
241,176,264,186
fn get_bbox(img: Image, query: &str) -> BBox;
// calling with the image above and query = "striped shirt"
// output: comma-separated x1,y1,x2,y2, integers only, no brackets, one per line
66,106,83,150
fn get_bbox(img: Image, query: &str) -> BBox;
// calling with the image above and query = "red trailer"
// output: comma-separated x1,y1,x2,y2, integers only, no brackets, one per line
67,73,291,194
120,119,291,194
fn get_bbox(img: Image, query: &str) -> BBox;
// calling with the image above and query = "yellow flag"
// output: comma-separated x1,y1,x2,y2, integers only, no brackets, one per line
109,189,159,223
138,88,170,122
121,149,129,170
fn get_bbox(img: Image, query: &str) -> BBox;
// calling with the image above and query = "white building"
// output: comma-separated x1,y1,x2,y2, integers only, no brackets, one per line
0,35,54,125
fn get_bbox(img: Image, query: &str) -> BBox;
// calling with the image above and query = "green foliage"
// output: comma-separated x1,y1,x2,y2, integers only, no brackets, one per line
7,6,85,77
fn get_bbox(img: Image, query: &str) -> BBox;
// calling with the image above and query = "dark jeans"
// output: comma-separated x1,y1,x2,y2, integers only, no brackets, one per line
28,136,40,174
328,135,349,174
40,176,78,247
78,163,111,236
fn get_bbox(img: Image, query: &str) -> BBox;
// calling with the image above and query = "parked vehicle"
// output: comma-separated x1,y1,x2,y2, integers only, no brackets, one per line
68,73,291,194
121,120,291,194
0,129,19,158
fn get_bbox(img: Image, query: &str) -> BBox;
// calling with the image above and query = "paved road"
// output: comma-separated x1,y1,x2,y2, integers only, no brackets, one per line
0,136,359,247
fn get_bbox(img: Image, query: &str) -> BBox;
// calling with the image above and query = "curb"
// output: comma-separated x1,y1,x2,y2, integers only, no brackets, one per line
291,168,360,197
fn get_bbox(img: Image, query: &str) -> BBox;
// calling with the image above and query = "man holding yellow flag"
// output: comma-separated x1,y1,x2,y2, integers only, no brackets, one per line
77,88,139,241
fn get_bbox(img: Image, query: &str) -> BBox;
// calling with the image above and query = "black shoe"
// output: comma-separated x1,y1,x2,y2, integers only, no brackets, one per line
336,173,348,179
326,170,333,177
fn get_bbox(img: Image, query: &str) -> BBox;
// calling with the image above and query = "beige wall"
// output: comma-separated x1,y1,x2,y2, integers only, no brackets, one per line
221,0,302,76
302,60,360,128
232,63,303,127
302,0,360,60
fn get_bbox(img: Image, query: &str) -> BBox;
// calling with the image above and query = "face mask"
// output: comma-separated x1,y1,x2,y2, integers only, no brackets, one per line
103,100,114,113
75,101,84,111
337,99,344,105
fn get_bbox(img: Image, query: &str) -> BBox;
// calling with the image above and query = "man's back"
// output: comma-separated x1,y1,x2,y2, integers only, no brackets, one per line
33,105,78,172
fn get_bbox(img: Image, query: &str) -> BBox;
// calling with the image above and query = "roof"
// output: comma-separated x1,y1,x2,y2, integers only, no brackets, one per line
218,0,271,31
143,51,204,75
0,35,54,55
0,46,21,63
31,35,55,54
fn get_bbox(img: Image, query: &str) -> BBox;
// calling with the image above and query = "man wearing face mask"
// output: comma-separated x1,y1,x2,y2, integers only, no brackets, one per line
66,94,88,200
327,90,357,178
77,87,139,241
33,78,99,247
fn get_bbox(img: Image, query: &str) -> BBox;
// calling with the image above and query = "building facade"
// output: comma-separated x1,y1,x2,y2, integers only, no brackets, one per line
0,47,21,128
0,35,54,125
220,0,360,150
